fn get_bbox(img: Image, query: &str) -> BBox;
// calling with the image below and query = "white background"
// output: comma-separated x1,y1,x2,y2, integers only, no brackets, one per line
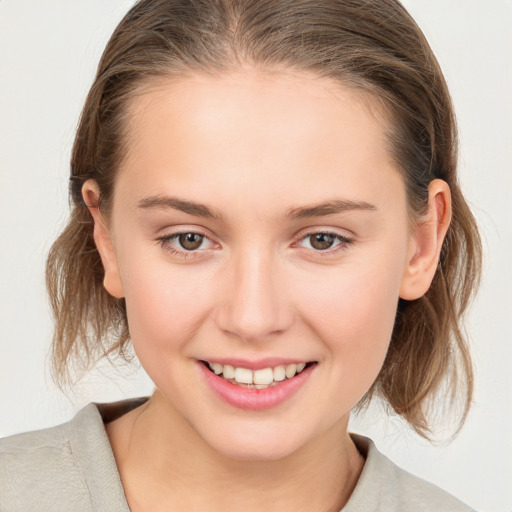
0,1,511,510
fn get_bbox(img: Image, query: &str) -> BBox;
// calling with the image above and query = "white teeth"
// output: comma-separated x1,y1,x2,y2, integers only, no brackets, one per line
223,364,235,379
206,361,311,386
209,362,223,375
273,365,286,382
285,364,297,379
234,367,253,384
253,368,274,385
296,362,306,372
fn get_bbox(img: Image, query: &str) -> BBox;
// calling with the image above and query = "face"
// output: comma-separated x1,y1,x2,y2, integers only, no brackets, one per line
94,70,419,460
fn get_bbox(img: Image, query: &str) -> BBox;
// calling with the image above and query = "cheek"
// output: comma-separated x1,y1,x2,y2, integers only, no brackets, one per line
294,253,404,390
119,255,215,356
300,254,402,334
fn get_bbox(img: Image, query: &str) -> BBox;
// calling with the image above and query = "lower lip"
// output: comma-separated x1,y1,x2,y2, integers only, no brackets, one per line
198,362,315,411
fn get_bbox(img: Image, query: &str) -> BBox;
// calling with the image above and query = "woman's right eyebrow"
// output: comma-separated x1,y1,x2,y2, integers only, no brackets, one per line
137,195,377,221
137,195,224,221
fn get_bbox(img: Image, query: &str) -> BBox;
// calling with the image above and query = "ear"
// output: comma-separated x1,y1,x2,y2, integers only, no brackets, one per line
82,180,125,299
400,179,452,300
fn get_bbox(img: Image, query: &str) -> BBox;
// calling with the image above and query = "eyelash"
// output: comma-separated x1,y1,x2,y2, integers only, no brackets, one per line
156,230,352,259
157,230,214,259
294,231,352,256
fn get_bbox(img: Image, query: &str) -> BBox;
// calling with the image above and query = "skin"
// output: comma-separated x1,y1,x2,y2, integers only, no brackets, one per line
83,69,451,512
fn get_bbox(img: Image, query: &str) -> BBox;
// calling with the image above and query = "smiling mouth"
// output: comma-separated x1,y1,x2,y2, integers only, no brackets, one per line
201,361,317,389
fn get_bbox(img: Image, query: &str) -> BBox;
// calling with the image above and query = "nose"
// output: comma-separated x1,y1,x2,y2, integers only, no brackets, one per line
214,247,294,342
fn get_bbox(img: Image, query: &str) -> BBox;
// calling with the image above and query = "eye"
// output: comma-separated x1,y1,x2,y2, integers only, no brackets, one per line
176,232,206,251
157,231,216,257
297,231,351,253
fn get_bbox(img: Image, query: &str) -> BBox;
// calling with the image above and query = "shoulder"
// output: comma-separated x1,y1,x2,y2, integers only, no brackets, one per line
0,408,93,511
344,434,477,512
0,401,132,512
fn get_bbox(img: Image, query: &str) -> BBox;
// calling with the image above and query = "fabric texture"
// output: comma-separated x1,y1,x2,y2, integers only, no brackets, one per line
0,398,476,512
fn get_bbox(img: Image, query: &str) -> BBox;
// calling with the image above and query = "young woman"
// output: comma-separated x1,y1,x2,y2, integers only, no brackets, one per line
1,1,483,510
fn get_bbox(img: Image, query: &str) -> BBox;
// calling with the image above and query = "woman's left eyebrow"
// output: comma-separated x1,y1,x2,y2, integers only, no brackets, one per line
286,199,377,219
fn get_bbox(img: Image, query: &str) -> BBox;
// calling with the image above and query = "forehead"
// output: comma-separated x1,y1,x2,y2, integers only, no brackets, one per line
116,69,404,216
125,69,389,153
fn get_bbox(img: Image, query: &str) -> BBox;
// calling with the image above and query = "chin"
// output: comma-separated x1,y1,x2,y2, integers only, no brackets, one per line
200,423,306,462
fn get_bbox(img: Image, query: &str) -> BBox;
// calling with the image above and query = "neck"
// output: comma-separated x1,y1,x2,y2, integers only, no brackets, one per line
106,392,365,512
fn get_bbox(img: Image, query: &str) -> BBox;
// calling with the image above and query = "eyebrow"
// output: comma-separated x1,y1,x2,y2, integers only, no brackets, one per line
137,195,377,220
138,195,224,220
287,199,377,219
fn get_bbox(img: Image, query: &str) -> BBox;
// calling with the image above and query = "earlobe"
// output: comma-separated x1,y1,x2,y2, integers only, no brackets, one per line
82,180,125,299
399,179,452,301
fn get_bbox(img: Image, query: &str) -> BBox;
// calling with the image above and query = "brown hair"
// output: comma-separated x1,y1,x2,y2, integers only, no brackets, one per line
46,0,481,438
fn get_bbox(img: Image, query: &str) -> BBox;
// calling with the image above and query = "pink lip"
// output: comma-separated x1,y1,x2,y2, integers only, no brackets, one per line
200,357,311,371
198,361,316,411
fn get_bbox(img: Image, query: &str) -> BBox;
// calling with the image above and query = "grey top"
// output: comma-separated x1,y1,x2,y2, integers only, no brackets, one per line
0,398,476,512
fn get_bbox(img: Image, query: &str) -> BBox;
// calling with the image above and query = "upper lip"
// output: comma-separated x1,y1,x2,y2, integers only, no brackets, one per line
199,358,315,370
